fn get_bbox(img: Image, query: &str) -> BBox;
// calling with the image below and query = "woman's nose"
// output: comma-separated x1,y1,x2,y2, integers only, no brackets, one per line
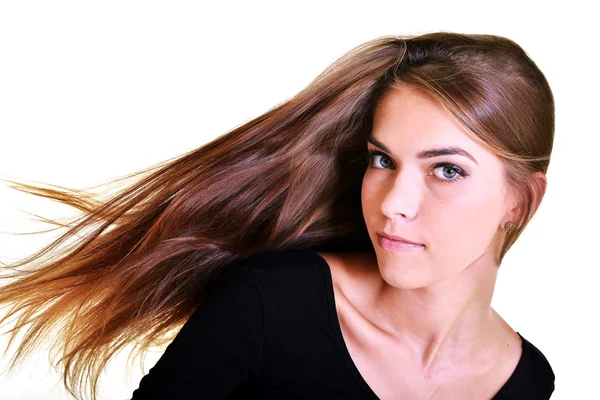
379,174,421,220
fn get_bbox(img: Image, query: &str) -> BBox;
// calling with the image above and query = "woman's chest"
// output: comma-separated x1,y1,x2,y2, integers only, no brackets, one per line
337,312,521,400
318,251,522,399
346,353,511,400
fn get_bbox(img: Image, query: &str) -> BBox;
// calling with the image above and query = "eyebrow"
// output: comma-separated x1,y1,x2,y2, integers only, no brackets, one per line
367,135,478,165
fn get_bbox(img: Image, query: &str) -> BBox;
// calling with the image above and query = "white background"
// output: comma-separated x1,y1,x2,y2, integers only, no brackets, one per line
0,1,597,399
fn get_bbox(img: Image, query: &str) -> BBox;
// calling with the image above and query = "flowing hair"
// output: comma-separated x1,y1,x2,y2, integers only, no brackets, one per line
0,31,554,400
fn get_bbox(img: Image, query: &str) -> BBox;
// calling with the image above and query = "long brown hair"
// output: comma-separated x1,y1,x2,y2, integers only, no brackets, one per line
0,31,554,400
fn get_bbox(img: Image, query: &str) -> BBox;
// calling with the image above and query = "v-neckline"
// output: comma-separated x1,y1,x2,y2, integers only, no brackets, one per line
311,250,527,399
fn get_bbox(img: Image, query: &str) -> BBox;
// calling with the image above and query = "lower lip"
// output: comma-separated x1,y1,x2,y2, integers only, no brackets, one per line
377,234,424,252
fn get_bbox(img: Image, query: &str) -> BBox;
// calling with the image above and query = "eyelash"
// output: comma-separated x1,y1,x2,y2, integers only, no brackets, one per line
365,149,468,184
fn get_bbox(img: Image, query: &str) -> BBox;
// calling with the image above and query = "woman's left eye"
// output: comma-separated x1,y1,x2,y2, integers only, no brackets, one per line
365,149,468,183
432,163,467,182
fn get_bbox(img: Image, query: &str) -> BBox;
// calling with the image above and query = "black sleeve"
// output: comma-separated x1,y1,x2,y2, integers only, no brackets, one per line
131,263,264,399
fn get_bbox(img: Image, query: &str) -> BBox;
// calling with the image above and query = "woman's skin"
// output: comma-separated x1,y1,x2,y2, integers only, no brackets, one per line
318,83,546,398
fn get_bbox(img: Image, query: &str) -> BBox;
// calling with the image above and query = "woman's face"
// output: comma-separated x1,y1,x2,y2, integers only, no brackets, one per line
361,84,516,289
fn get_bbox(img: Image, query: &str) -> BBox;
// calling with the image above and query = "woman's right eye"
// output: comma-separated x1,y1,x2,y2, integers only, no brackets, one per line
366,149,394,169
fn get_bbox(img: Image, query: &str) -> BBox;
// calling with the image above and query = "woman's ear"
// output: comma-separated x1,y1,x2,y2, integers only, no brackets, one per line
506,171,547,229
525,171,547,222
530,171,548,206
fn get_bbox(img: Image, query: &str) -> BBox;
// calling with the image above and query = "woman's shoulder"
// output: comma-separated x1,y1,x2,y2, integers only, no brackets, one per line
491,331,555,399
517,333,556,383
237,248,332,293
237,249,376,309
242,249,377,288
240,248,325,276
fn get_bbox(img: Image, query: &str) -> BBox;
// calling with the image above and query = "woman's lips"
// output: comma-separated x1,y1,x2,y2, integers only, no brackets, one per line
377,233,425,252
377,231,423,245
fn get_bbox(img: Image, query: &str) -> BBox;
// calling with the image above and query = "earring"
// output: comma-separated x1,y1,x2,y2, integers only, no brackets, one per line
504,221,514,230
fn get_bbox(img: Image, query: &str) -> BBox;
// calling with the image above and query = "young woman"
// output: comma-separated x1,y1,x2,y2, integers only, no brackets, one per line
0,31,555,399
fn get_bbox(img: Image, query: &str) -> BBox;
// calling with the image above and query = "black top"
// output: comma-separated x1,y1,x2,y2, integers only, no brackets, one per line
131,248,555,399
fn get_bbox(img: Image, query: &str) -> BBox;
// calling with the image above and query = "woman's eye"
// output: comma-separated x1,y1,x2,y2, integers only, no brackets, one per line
432,163,467,183
366,150,394,169
365,149,468,183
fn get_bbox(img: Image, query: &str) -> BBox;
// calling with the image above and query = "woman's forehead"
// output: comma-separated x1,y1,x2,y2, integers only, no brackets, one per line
372,89,473,148
370,87,504,170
